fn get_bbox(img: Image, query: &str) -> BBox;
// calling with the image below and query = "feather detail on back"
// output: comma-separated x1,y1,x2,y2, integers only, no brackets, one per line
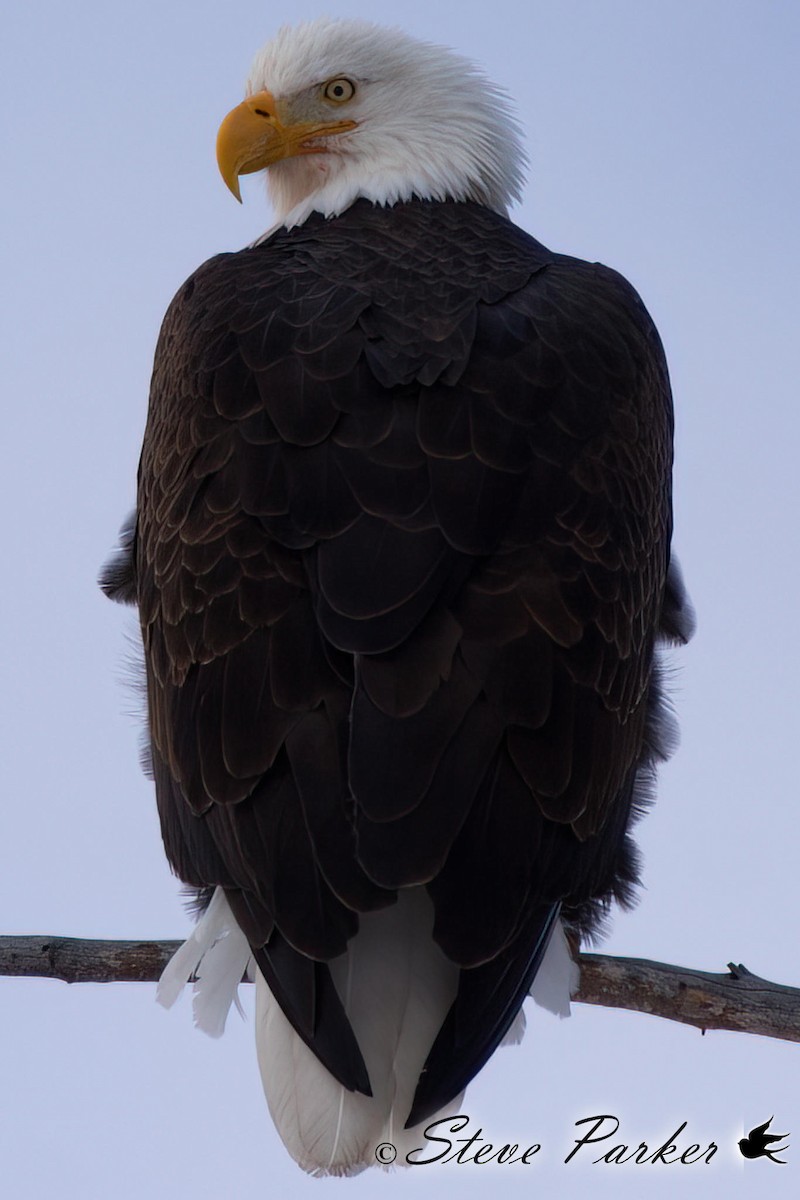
157,888,252,1037
254,887,461,1175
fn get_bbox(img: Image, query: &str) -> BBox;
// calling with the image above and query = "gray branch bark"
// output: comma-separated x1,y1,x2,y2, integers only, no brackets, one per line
1,934,798,1044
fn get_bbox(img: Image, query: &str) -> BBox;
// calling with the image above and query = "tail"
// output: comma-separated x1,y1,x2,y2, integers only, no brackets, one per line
254,887,461,1176
158,887,578,1175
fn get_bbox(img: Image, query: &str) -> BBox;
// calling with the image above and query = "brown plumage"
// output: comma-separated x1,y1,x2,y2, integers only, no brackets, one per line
103,195,691,1132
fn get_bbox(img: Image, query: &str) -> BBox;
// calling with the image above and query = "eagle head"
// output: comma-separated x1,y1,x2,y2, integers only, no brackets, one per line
216,17,525,227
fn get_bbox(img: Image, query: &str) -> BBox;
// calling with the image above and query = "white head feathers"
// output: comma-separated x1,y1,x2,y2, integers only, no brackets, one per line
245,18,527,228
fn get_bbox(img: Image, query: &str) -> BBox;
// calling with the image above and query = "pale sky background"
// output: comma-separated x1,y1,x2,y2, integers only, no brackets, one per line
1,1,798,1197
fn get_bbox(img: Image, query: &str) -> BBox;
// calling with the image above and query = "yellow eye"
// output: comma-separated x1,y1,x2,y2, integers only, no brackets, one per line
323,77,356,103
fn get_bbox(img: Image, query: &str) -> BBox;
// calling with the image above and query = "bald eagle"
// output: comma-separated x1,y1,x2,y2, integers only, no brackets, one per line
102,17,693,1176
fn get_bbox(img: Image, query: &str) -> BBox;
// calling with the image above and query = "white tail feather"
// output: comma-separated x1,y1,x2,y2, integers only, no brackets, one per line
499,917,577,1047
255,887,461,1175
529,919,579,1017
500,1006,527,1045
159,890,578,1172
156,889,252,1037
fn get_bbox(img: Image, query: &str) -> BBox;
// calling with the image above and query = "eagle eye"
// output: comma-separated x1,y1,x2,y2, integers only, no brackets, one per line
323,77,356,103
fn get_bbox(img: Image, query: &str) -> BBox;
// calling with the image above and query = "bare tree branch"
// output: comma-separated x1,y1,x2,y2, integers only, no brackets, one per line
576,954,800,1042
1,935,798,1044
0,936,181,985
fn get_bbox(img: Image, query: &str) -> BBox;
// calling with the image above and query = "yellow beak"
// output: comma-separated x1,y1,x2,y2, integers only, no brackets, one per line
216,89,357,202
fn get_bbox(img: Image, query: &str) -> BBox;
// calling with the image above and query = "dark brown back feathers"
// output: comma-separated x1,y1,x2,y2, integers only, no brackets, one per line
103,198,691,1116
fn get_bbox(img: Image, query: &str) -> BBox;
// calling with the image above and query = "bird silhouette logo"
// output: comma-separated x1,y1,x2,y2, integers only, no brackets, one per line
739,1118,789,1163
